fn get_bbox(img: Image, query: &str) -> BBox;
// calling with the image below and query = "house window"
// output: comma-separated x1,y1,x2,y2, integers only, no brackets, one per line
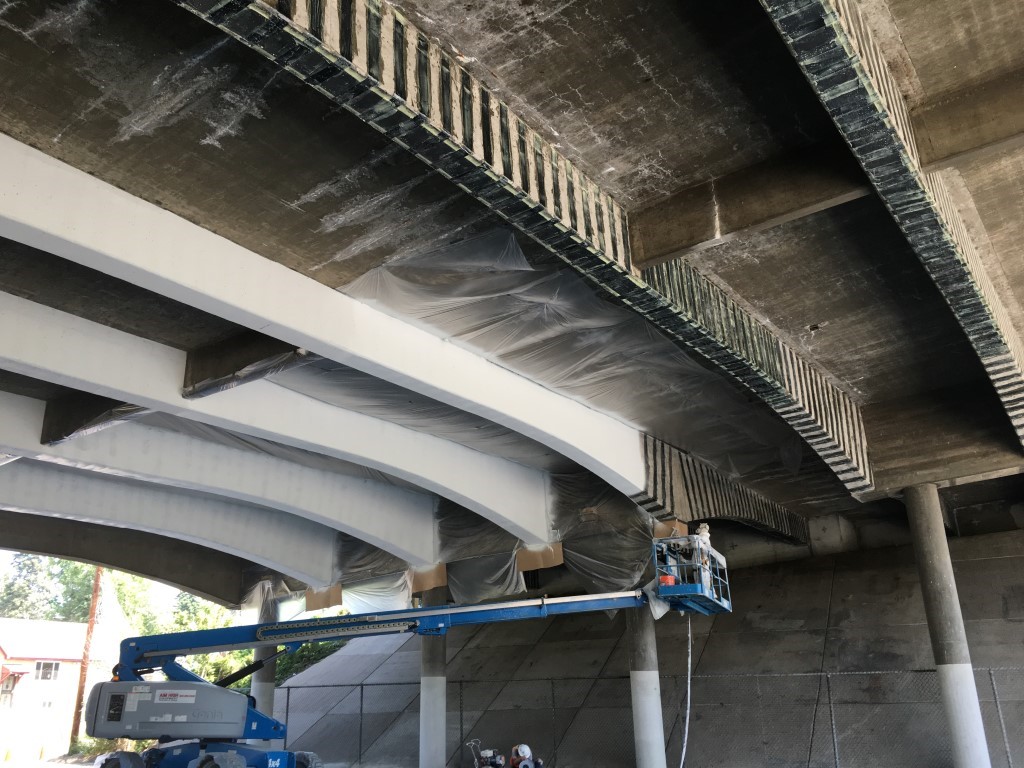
35,661,59,681
1,675,16,708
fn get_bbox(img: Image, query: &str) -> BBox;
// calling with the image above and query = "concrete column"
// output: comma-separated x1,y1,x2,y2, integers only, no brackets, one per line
905,484,992,768
419,587,447,768
627,607,667,768
250,581,278,719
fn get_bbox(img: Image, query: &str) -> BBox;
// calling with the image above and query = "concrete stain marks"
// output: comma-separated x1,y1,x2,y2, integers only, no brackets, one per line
316,176,422,234
4,1,271,149
886,0,1024,103
199,77,275,148
288,145,403,209
309,186,477,272
113,40,236,143
0,0,96,43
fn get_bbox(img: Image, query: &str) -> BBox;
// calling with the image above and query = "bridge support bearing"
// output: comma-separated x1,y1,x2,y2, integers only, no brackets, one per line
419,587,447,768
905,483,992,768
627,607,668,768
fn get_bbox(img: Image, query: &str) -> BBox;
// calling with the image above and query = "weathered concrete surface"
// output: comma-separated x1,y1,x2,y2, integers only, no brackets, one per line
630,146,871,265
959,146,1024,342
876,0,1024,107
864,383,1024,496
680,197,986,404
385,0,840,208
277,530,1024,766
0,0,495,288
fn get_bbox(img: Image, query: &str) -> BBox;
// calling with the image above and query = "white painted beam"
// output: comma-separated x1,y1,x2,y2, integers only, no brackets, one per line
0,390,437,564
0,291,551,543
0,460,338,586
0,132,646,498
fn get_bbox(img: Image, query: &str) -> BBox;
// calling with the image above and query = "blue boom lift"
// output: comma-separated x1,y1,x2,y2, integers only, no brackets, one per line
85,535,729,768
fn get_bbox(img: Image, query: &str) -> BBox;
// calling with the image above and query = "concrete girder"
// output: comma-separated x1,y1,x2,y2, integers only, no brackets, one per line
0,390,439,565
913,67,1024,172
0,459,340,586
0,509,255,607
0,290,553,544
760,0,1024,450
158,0,875,497
41,391,149,445
183,330,317,399
0,129,646,508
630,146,871,266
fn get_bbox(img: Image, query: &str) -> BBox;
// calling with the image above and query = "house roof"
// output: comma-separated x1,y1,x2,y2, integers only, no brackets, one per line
0,618,87,662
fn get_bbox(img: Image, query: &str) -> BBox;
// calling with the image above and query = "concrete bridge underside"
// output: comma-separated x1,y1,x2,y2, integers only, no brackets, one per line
1,0,1023,764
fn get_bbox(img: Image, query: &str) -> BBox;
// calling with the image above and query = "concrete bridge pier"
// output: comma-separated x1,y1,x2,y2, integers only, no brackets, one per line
627,606,668,768
419,588,448,768
905,483,992,768
248,581,280,747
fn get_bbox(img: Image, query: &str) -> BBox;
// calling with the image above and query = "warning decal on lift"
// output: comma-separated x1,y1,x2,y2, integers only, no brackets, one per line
155,689,197,705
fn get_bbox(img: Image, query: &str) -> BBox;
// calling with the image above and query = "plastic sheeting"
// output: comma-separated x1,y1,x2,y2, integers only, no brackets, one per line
341,572,413,614
183,347,314,399
136,412,415,489
343,229,802,480
335,532,409,584
447,552,525,605
436,499,519,563
551,473,655,594
270,359,573,472
132,230,796,607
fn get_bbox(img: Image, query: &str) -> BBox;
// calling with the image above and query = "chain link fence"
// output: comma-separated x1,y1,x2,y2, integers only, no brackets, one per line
277,668,1024,767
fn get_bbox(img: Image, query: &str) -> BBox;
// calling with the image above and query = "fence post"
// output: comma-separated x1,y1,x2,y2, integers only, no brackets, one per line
550,679,557,766
826,674,839,768
989,670,1014,767
285,687,291,749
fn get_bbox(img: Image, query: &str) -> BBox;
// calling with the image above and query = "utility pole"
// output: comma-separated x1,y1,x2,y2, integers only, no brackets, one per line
71,566,103,749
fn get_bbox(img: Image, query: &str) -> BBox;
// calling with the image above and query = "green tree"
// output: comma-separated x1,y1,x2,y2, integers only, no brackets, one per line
0,554,95,622
109,570,159,635
0,555,157,632
0,553,53,618
169,592,252,683
275,640,345,685
48,558,95,622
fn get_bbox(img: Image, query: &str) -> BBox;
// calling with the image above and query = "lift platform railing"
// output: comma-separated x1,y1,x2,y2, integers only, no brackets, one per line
653,535,732,615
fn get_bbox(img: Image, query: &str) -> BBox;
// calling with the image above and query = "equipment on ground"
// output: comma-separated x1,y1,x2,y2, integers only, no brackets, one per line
466,739,506,766
87,535,729,768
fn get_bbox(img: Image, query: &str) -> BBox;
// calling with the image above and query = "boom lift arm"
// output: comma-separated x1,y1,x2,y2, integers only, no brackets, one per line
86,535,729,765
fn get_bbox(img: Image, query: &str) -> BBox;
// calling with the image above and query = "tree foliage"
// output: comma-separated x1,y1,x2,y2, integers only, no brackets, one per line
0,554,345,692
1,555,158,634
0,553,94,621
108,570,160,635
275,640,345,685
0,553,52,619
170,592,253,683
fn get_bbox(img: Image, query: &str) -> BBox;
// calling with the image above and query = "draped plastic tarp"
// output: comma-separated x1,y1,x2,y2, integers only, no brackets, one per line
137,412,412,488
140,231,795,610
343,229,801,480
270,360,572,472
